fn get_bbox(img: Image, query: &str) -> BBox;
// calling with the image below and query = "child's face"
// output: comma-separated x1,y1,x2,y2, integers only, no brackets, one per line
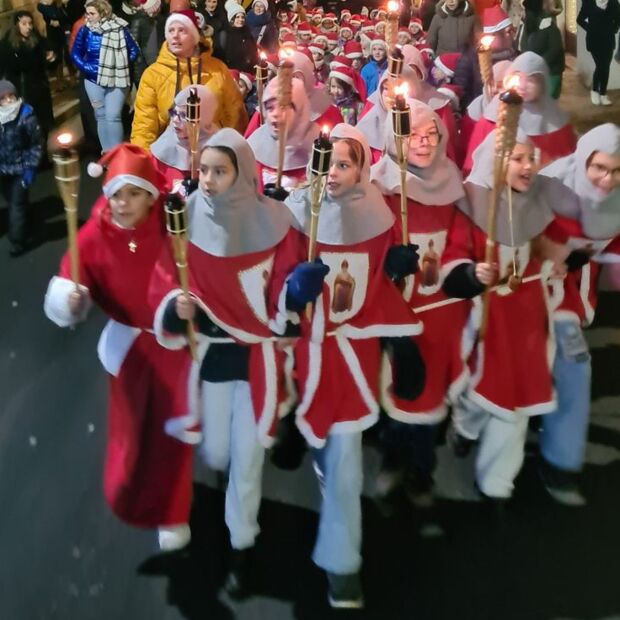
312,50,324,65
379,81,394,110
232,13,245,27
431,66,446,83
264,99,294,138
506,142,537,192
299,31,312,42
327,141,360,198
17,16,34,38
311,15,322,25
205,0,217,12
586,151,620,196
85,6,100,24
199,148,237,197
237,79,249,97
170,106,188,140
327,40,338,51
329,78,345,100
397,32,411,46
253,2,265,15
375,23,385,36
109,185,155,228
407,120,440,169
352,57,362,70
371,45,386,62
514,72,544,103
341,29,353,41
0,93,17,106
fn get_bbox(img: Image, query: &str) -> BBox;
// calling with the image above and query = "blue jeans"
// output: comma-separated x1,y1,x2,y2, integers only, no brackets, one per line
540,320,592,472
83,80,127,152
311,432,363,575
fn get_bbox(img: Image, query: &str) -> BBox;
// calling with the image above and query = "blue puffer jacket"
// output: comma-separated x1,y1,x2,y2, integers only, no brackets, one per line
0,103,42,176
71,23,139,83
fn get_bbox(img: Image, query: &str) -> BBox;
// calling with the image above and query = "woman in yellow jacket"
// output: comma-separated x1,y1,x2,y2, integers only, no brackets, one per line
130,3,247,149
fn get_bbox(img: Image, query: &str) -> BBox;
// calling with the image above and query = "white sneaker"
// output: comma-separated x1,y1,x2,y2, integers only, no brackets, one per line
600,94,612,106
158,523,191,551
591,90,601,105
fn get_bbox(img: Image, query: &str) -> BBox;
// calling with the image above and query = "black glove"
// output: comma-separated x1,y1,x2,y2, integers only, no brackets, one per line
181,176,199,196
270,414,307,471
285,258,330,311
381,337,426,401
263,183,290,201
565,249,592,272
384,244,420,282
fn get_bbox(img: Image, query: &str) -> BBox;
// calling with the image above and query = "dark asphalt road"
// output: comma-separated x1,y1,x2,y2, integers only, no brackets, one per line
1,164,620,620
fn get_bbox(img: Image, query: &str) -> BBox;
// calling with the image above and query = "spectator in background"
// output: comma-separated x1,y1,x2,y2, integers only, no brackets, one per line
426,0,477,55
37,0,69,90
130,0,246,149
200,0,227,35
360,36,388,96
71,0,139,152
0,11,55,152
216,4,259,73
577,0,620,106
521,0,565,98
0,80,42,257
130,0,167,85
246,0,278,52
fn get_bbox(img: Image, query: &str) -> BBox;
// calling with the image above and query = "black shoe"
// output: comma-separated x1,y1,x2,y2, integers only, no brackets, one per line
449,425,477,458
224,547,253,600
327,572,364,609
9,244,26,257
538,459,586,507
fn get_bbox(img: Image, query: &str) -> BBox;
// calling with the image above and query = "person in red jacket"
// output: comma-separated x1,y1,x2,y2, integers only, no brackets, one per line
44,144,193,551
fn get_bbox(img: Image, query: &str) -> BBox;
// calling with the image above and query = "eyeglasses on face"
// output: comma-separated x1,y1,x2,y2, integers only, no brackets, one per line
409,131,440,148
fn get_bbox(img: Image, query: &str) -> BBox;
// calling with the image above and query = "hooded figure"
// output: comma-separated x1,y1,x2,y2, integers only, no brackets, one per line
150,127,298,598
441,129,563,503
535,123,620,504
370,101,470,504
357,64,458,163
242,49,343,138
150,84,220,188
463,52,576,173
247,76,319,191
279,123,421,609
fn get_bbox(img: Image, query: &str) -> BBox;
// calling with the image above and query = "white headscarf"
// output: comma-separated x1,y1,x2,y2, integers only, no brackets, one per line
483,52,569,135
461,130,554,246
247,77,319,170
188,128,291,256
285,124,394,244
150,85,219,171
539,123,620,239
357,65,449,151
370,99,464,206
288,50,334,121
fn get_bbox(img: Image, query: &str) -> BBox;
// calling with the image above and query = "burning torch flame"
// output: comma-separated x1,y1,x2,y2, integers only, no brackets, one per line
278,48,294,60
260,51,267,60
479,35,494,50
322,125,330,135
57,132,73,147
387,0,399,13
394,82,409,98
504,74,520,91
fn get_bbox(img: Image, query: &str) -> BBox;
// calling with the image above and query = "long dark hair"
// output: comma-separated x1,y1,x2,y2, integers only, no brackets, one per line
8,10,41,49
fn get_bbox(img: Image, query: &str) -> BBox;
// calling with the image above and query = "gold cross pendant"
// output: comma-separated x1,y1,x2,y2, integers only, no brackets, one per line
128,240,137,253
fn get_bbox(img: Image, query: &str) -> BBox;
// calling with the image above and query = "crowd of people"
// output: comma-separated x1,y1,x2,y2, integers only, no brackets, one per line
0,0,620,611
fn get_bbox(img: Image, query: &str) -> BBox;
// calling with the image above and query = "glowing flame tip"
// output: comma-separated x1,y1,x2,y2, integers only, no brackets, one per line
505,74,520,90
394,82,409,97
57,132,73,147
387,0,399,12
480,35,494,49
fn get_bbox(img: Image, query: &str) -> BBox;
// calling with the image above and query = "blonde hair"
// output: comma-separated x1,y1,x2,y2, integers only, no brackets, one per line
85,0,113,20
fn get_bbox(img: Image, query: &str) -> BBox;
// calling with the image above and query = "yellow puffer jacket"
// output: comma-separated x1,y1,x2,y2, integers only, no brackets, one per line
130,42,248,149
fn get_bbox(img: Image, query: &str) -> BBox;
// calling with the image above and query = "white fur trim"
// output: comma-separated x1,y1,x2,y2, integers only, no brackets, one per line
483,18,511,33
103,174,160,199
468,383,557,420
579,263,595,326
335,322,422,339
153,288,191,350
434,57,454,78
165,12,200,44
97,319,141,377
268,276,301,335
256,341,278,448
335,334,379,413
329,69,354,87
44,276,91,327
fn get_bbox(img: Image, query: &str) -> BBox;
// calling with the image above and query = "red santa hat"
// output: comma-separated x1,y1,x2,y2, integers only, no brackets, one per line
340,8,351,18
343,40,363,59
297,46,314,63
350,14,362,26
308,42,325,56
238,71,254,91
314,32,329,48
322,12,337,22
165,0,201,45
265,53,279,72
437,83,462,108
434,52,460,78
87,143,164,199
369,34,388,51
374,19,386,32
325,31,339,44
330,55,353,69
281,33,298,49
409,17,423,33
340,24,353,36
329,65,367,102
360,18,375,33
297,21,312,34
482,6,512,33
416,42,435,63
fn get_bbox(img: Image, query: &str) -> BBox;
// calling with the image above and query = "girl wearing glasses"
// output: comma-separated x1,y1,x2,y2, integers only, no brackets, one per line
534,123,620,506
442,131,571,508
150,84,221,192
463,52,576,174
370,100,470,514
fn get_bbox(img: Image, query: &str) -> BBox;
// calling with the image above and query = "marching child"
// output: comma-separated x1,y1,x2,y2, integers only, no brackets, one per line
44,144,193,551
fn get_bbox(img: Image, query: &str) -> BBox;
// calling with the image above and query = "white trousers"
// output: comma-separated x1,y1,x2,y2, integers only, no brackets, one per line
454,395,529,499
200,380,265,550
